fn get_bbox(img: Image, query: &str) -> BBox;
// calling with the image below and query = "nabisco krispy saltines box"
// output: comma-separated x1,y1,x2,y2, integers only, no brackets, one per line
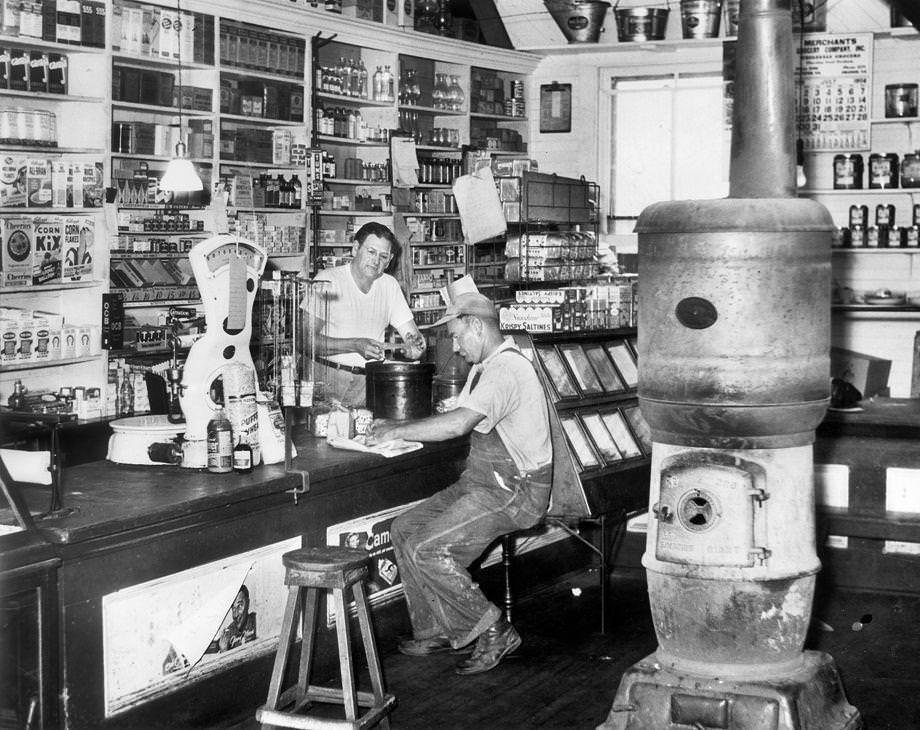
0,319,18,364
1,217,34,287
33,217,63,285
62,216,94,281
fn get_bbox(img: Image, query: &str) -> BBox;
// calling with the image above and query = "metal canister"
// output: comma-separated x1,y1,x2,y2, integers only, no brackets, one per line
869,152,899,189
901,151,920,188
833,153,863,189
850,223,867,247
848,204,868,228
884,83,918,118
876,203,895,227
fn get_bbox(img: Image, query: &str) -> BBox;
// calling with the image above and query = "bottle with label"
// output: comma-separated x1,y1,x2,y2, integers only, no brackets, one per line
7,379,26,410
233,438,253,473
119,369,134,416
207,406,234,473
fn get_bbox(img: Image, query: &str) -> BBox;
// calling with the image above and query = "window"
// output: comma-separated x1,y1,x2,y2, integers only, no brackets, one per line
609,73,729,226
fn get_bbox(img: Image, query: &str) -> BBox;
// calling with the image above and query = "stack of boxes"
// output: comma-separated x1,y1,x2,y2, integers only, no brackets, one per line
113,2,213,64
1,306,100,366
5,0,106,47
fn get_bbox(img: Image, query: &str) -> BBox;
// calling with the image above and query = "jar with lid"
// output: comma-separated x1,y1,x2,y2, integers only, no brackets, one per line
848,204,868,228
868,153,899,189
901,152,920,188
884,83,918,118
833,153,863,189
875,204,895,228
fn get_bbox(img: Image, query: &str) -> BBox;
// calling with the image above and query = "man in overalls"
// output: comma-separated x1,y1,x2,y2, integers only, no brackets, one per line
365,292,552,675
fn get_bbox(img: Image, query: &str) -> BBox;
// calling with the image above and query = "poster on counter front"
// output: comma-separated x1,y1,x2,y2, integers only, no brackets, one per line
794,33,873,151
324,500,425,625
101,537,300,716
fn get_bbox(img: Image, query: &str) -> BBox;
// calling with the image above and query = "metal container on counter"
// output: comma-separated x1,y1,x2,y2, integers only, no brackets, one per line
365,361,435,420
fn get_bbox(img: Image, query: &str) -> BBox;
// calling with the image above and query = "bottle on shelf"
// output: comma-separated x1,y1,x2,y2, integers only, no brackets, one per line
7,379,27,411
119,370,135,417
233,437,254,473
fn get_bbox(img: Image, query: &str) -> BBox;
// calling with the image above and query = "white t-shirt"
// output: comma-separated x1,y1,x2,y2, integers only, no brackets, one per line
458,338,552,474
309,265,414,368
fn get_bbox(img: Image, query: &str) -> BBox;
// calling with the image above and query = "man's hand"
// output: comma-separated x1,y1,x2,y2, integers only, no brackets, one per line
401,331,427,360
365,418,398,445
352,337,385,360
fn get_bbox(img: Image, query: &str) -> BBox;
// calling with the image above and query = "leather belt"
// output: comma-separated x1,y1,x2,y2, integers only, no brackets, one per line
314,356,366,375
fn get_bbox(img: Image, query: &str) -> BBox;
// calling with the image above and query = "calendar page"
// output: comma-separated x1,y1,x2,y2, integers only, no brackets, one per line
794,33,873,152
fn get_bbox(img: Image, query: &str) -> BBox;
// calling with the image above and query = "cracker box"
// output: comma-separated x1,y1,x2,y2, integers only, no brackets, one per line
26,158,53,207
0,319,18,364
0,156,28,208
33,217,63,284
75,325,93,356
2,217,34,287
34,322,52,361
62,216,93,281
17,319,35,362
61,326,78,358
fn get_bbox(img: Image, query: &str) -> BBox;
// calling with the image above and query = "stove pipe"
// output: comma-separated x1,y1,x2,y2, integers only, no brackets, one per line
600,1,861,727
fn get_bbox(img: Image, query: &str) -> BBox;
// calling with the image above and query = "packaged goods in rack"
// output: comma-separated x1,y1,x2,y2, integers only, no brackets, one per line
0,155,103,208
0,109,57,147
114,3,213,64
498,281,636,333
0,305,99,366
0,47,70,94
230,211,306,255
4,0,106,47
219,20,305,78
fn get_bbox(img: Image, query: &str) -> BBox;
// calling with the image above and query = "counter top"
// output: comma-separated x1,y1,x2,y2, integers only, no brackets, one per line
5,430,468,549
820,397,920,439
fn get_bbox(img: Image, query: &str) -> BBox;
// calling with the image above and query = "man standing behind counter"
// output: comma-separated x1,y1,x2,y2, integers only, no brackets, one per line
364,292,552,675
308,222,426,406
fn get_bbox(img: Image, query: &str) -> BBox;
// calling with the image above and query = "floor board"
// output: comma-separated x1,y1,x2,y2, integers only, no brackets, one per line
223,570,920,729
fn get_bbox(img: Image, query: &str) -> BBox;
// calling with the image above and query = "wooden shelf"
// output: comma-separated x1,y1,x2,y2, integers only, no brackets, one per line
469,112,527,122
800,188,920,196
318,209,389,217
324,178,390,185
114,53,214,70
113,152,213,164
0,145,104,155
316,91,393,107
0,89,103,103
832,247,920,254
0,206,100,214
0,34,105,53
315,134,389,147
220,113,303,126
220,160,301,170
0,354,102,373
2,280,102,293
113,101,213,116
398,104,465,116
222,68,303,85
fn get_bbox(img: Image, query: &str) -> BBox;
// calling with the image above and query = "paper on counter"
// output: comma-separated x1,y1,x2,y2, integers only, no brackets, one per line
327,435,424,458
390,137,419,187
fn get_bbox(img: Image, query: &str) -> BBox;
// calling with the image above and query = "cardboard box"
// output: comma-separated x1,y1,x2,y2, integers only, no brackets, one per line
0,156,28,208
32,216,63,284
27,158,52,207
62,216,93,281
1,217,34,287
830,347,892,399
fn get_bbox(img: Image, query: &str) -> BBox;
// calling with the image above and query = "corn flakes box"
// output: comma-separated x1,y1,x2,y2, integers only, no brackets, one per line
62,216,93,281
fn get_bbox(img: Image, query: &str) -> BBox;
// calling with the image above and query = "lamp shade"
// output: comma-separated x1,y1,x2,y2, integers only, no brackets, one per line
160,143,203,193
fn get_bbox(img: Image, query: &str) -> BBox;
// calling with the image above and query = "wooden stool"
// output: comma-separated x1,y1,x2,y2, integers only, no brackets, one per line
256,547,395,730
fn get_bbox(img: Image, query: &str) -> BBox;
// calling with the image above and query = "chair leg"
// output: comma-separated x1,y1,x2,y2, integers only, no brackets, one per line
296,587,320,704
353,581,385,700
332,588,359,722
265,586,301,711
501,533,515,624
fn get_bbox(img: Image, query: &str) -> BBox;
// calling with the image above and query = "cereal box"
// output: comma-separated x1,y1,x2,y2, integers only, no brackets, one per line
62,216,93,281
0,156,27,208
33,217,63,285
26,158,52,207
1,217,34,287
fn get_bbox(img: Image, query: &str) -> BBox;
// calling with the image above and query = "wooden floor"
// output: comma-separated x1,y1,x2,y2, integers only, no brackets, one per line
222,569,920,730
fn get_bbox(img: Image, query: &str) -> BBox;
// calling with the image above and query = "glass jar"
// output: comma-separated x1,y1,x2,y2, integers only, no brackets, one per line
884,83,918,118
432,73,449,110
833,153,863,190
869,153,899,189
447,75,465,112
901,151,920,188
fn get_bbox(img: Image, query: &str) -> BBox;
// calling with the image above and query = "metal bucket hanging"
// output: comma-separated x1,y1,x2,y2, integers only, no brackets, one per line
545,0,612,43
614,1,670,42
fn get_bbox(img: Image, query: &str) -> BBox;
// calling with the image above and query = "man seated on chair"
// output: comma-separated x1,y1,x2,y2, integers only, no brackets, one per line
364,292,552,675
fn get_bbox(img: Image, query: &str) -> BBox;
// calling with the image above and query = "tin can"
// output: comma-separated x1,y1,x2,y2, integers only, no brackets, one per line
849,224,866,248
876,204,895,227
866,226,879,248
869,153,899,189
848,204,868,228
902,152,920,188
833,153,863,189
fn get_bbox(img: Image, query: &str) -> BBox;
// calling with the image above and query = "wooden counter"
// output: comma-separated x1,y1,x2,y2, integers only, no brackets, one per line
2,430,469,728
815,397,920,594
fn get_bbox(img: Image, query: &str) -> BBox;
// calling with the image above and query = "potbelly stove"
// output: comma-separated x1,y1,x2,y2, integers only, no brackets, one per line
599,1,861,728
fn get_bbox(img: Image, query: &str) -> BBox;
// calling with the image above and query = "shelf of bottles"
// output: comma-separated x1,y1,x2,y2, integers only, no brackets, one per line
396,55,466,146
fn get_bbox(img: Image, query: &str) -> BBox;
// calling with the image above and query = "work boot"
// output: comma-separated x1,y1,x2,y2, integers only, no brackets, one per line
454,617,521,675
398,635,475,656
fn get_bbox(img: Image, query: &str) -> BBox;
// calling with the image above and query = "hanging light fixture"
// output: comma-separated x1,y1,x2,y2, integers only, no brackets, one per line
160,0,203,193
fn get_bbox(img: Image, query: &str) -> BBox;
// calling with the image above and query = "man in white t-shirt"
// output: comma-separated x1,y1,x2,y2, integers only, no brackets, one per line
364,292,552,675
307,222,425,406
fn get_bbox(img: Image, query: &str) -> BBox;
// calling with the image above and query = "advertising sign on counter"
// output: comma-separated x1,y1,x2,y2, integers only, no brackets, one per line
101,537,300,716
324,500,425,625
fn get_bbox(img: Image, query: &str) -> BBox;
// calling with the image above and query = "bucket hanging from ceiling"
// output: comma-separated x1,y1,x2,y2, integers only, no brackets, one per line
545,0,612,43
613,1,670,42
680,0,722,38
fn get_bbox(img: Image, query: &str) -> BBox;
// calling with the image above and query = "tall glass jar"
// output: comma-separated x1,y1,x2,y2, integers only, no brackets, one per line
447,75,465,112
432,73,449,110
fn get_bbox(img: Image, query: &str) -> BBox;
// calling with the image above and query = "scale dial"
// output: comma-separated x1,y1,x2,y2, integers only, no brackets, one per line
203,241,265,274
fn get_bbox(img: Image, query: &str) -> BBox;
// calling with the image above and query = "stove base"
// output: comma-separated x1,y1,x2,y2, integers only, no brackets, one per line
598,650,861,730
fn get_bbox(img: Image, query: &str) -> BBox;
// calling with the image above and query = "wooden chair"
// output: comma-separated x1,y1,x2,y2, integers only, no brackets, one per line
256,547,395,730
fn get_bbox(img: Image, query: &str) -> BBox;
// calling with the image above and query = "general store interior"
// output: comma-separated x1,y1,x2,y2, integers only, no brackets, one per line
2,1,919,728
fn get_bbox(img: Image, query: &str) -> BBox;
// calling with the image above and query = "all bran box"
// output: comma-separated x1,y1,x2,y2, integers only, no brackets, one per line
1,217,34,287
62,216,94,281
33,217,63,285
